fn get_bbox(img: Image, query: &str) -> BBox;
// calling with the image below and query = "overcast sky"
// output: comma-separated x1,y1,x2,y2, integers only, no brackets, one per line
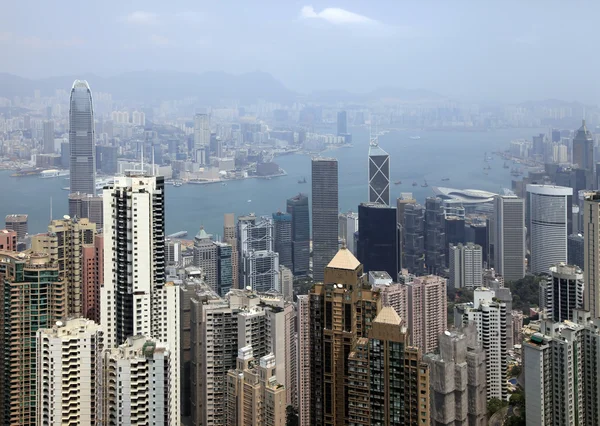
1,1,598,103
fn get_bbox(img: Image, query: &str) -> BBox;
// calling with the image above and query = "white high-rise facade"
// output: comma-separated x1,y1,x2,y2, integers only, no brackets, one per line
36,318,103,425
101,172,180,424
493,195,525,281
194,113,210,164
448,242,483,289
527,185,572,275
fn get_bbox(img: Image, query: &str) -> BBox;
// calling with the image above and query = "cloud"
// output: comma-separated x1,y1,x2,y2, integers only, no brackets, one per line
300,5,377,25
124,11,158,25
150,34,170,47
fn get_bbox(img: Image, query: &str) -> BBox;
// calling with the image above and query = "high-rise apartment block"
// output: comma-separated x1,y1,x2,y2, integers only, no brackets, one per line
357,202,398,278
82,233,103,323
540,263,584,323
527,185,572,275
69,80,96,195
524,311,600,426
5,213,28,241
492,195,525,281
193,228,217,291
448,243,483,289
584,192,600,318
194,113,210,164
224,213,239,288
297,295,311,426
338,211,359,254
567,233,584,269
367,142,390,205
404,203,426,275
215,241,234,296
456,288,508,401
308,247,381,425
36,318,103,425
32,216,97,317
273,211,293,269
225,347,287,426
425,197,446,274
102,335,172,425
287,194,310,276
68,192,104,229
238,215,280,292
312,158,339,282
424,324,487,426
0,251,61,426
0,229,17,251
347,307,430,425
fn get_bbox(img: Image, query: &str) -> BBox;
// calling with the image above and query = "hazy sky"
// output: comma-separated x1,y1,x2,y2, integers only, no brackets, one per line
1,1,598,103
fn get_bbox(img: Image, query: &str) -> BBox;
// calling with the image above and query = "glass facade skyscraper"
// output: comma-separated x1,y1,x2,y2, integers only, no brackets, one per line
272,212,292,270
69,80,96,195
287,193,310,276
368,142,390,205
357,202,398,278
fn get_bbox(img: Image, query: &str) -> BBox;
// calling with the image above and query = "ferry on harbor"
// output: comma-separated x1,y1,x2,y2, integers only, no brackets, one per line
40,169,70,179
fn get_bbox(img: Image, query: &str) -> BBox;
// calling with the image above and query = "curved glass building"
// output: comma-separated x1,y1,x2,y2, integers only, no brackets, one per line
69,80,96,195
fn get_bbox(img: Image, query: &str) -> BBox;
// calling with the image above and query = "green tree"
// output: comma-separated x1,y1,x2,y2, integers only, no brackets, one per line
507,275,544,313
487,398,508,418
286,405,299,426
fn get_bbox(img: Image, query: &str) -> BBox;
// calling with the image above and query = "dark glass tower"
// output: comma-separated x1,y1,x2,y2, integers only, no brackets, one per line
572,119,594,188
357,203,398,278
425,197,446,274
368,142,390,205
69,80,96,195
272,212,293,269
287,194,310,276
312,158,338,282
404,203,426,275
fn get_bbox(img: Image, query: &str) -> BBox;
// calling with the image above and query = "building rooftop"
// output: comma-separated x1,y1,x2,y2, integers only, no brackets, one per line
374,306,402,326
327,246,361,270
368,143,389,157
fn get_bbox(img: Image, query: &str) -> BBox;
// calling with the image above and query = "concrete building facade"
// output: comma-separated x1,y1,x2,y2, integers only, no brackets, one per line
492,195,525,281
448,243,483,289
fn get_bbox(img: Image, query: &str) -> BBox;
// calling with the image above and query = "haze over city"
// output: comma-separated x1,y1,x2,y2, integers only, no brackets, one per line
1,1,599,102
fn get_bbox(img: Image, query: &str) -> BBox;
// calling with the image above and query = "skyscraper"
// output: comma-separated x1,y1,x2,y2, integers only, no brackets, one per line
367,142,390,205
296,295,311,426
585,192,600,318
69,80,96,195
287,194,310,276
273,211,293,269
572,119,594,187
403,203,426,275
338,211,359,254
193,228,217,292
357,202,398,278
527,184,572,275
448,242,483,289
224,213,239,288
215,241,233,296
36,318,103,425
336,110,347,136
68,193,104,229
540,263,584,323
194,113,210,164
5,213,28,241
0,251,61,426
311,158,338,282
493,195,525,281
43,120,55,153
309,247,381,425
238,215,280,292
425,197,446,274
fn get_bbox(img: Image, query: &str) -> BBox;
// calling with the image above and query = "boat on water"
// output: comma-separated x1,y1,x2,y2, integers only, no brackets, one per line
421,180,428,188
484,164,491,170
221,182,227,186
441,177,450,181
247,199,252,203
173,181,183,187
40,169,69,179
298,177,307,184
412,181,418,187
503,162,509,169
11,168,41,177
409,136,421,140
394,180,402,185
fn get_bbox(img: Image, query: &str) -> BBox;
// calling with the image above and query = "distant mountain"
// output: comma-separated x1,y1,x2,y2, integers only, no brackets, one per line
308,87,446,104
0,70,297,104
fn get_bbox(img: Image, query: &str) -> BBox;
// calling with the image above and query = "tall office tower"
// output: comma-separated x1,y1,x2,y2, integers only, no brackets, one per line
424,324,487,426
36,318,103,425
5,213,28,241
194,113,210,164
492,195,525,281
287,194,310,276
445,215,466,260
308,247,381,425
338,211,359,254
456,288,508,401
31,216,96,317
568,233,584,269
0,251,61,426
273,211,293,269
43,119,55,153
336,110,347,136
102,335,171,425
82,233,103,322
297,295,311,426
215,241,233,296
68,193,104,228
404,203,426,275
225,348,287,426
224,213,239,288
347,307,431,425
523,312,600,426
238,215,280,292
527,185,572,274
166,238,182,265
425,197,446,274
540,263,584,322
466,220,488,265
357,202,398,278
448,243,483,289
572,119,594,187
193,228,218,292
0,229,17,251
584,192,600,317
279,264,293,300
396,195,416,270
69,80,96,195
312,157,339,282
405,275,447,354
368,141,390,205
